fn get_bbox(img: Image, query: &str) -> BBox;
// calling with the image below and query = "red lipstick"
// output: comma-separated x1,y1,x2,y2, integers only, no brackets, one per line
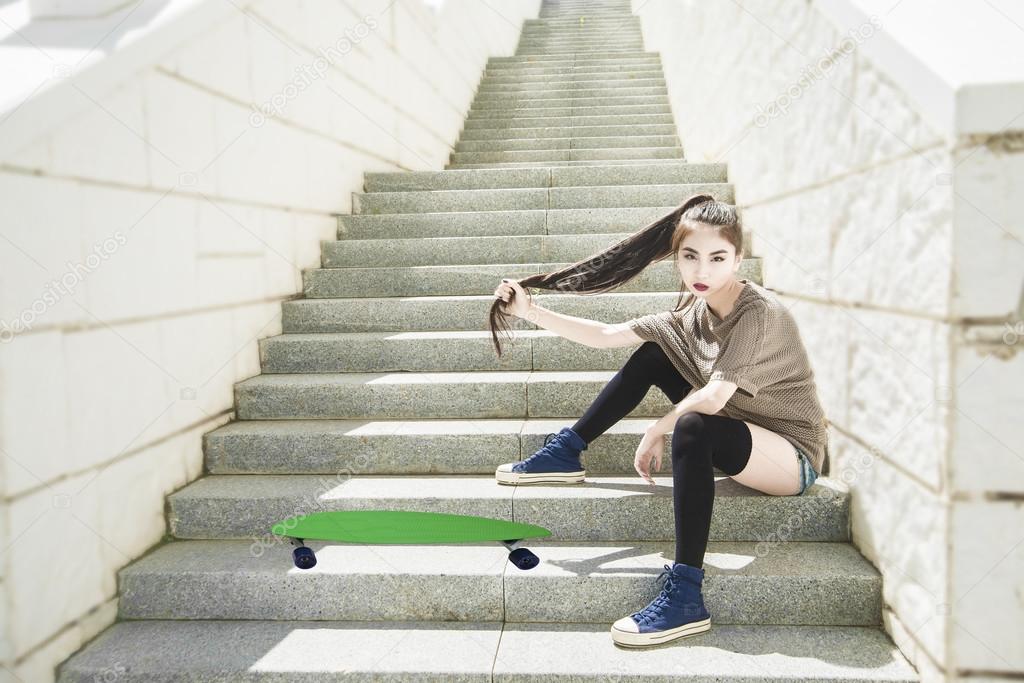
693,283,709,291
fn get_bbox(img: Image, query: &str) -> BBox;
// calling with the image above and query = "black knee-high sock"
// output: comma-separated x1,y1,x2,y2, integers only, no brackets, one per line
671,413,752,568
572,342,693,445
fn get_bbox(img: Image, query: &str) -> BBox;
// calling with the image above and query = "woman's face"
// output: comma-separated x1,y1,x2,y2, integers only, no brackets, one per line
677,228,742,298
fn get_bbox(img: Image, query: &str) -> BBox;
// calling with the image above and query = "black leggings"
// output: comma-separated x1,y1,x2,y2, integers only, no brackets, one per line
571,342,753,568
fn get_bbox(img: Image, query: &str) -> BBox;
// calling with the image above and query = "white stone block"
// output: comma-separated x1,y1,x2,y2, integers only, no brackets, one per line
74,185,197,321
0,173,90,331
882,605,947,683
745,148,952,316
0,330,69,498
196,196,266,257
143,71,220,195
258,209,302,298
49,80,149,186
951,341,1024,493
783,296,850,427
293,212,337,271
5,134,52,172
93,423,212,572
151,307,239,427
161,16,253,104
6,470,106,659
845,307,950,490
247,16,298,110
834,431,948,666
28,0,125,18
951,144,1024,319
11,623,80,683
63,320,177,475
951,500,1024,672
232,300,281,378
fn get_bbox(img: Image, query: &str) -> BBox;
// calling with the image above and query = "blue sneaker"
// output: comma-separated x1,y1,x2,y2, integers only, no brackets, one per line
495,427,587,485
610,562,712,647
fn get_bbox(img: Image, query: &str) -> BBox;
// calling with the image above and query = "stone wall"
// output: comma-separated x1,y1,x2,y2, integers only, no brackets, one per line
634,0,1023,680
0,0,539,679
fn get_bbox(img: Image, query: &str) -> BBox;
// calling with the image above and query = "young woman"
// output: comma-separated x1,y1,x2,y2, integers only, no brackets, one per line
488,194,830,648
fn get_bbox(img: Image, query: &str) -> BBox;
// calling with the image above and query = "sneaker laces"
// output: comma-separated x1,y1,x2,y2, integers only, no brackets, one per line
630,564,679,624
520,431,576,468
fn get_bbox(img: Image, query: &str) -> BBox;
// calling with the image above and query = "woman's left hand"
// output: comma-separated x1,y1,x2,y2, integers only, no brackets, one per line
634,429,664,486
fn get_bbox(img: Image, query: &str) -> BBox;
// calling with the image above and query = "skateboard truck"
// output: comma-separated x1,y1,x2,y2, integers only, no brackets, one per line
289,537,317,569
501,539,540,570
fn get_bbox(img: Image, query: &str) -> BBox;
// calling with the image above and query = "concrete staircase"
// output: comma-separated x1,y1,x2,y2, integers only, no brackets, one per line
58,0,919,680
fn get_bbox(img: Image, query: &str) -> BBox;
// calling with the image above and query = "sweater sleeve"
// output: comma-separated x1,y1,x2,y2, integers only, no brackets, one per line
709,303,768,398
626,311,674,345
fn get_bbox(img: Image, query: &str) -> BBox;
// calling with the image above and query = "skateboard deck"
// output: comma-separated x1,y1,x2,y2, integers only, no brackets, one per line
271,510,552,571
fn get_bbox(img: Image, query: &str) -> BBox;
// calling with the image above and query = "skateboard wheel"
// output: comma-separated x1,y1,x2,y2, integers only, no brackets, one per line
509,547,539,570
293,546,317,569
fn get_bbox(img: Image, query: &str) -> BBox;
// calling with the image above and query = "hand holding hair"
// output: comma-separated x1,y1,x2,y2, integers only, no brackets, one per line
493,278,533,318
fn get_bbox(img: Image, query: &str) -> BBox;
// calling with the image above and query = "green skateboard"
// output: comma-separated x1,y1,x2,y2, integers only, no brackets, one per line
270,510,552,571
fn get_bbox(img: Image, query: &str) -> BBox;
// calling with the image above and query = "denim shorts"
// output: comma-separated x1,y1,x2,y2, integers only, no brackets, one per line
795,446,819,495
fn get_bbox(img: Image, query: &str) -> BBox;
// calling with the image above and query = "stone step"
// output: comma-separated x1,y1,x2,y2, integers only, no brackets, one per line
57,621,917,683
458,123,676,141
324,230,619,266
480,77,664,92
481,67,663,82
202,416,736,476
255,325,727,374
477,75,666,92
320,229,749,269
521,22,640,30
322,227,749,268
517,33,642,41
453,136,680,153
116,540,878,624
280,290,708,333
336,204,701,240
514,46,647,55
470,94,671,110
488,51,657,64
361,162,726,192
521,22,639,30
166,474,849,541
485,62,661,75
352,182,727,215
515,41,645,51
520,24,640,32
473,85,669,103
514,43,644,53
517,32,643,42
538,11,636,19
301,257,758,298
485,57,661,73
447,158,690,169
467,102,672,118
233,353,773,422
481,69,663,84
450,146,683,165
462,113,674,129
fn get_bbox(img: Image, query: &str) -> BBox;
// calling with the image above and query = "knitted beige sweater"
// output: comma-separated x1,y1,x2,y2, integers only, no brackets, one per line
626,279,830,476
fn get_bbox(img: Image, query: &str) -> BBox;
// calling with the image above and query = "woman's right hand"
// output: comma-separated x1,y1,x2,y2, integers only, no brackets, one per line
494,278,533,318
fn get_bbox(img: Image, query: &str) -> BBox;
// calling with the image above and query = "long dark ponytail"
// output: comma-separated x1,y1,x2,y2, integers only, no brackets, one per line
488,193,743,358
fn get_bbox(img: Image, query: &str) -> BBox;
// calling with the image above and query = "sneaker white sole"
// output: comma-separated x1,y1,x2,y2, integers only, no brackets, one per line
494,468,586,485
610,617,711,647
